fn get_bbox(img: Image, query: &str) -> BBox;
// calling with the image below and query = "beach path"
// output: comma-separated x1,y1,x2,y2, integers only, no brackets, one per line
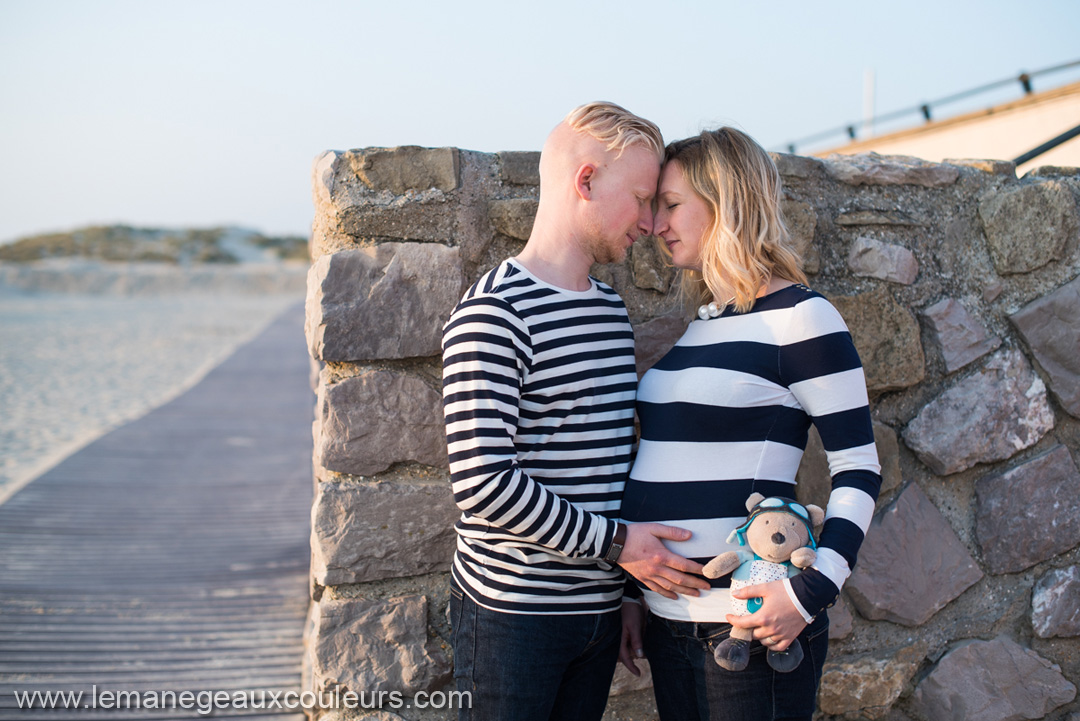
0,303,313,719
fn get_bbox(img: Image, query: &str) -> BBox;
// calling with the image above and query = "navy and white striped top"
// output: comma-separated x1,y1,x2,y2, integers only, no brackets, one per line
442,259,637,614
621,284,881,622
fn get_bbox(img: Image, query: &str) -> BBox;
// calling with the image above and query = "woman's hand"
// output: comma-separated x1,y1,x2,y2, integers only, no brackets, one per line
619,599,648,675
725,580,808,652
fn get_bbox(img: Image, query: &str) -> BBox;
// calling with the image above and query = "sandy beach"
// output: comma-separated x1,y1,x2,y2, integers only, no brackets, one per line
0,260,308,503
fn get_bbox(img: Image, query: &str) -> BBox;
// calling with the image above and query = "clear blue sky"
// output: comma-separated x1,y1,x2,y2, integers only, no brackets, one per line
2,0,1079,244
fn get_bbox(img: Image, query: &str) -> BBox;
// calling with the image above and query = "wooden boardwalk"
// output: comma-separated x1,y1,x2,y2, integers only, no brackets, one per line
0,303,314,719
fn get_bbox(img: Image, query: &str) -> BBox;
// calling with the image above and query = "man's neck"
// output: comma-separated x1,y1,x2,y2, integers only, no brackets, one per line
515,229,594,292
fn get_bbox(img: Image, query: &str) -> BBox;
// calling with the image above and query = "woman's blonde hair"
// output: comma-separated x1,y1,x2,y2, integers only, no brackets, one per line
664,127,806,314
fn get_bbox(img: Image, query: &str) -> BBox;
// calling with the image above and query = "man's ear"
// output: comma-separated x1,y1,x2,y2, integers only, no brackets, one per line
574,163,597,201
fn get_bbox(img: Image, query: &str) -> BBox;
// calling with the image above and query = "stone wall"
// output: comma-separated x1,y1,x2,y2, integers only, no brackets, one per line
302,145,1080,721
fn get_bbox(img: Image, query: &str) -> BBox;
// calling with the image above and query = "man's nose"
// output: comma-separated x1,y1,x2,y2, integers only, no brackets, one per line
635,207,652,237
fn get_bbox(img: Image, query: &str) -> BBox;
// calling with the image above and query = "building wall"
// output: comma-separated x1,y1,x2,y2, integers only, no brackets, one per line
302,146,1080,721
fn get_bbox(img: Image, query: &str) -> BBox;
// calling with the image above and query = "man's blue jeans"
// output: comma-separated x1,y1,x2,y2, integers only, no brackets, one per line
644,611,829,721
449,580,621,721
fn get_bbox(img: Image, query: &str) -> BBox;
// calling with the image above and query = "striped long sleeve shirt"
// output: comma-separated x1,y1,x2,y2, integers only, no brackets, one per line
621,284,881,622
441,259,638,614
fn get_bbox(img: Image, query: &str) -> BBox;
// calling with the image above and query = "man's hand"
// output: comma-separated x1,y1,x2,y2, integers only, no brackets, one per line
618,600,647,675
618,523,709,600
725,580,808,652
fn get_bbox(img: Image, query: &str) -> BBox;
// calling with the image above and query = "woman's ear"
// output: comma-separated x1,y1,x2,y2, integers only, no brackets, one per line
574,163,596,201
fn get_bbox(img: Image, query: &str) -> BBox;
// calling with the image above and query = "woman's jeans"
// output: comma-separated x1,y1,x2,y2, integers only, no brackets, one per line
644,611,829,721
449,581,621,721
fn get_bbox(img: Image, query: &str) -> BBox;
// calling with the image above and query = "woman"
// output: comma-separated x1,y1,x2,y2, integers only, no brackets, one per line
619,128,881,720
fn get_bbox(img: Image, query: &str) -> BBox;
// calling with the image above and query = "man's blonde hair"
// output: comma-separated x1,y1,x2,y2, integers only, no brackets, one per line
564,101,664,160
664,127,806,314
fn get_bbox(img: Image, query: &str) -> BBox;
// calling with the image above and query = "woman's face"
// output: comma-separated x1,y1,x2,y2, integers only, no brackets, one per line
653,161,712,271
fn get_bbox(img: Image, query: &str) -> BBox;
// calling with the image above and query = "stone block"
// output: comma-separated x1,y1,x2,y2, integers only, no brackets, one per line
923,298,1001,373
629,237,674,292
780,198,820,274
770,153,823,179
822,153,960,187
910,637,1076,721
488,198,538,241
339,197,457,243
835,210,924,226
633,313,688,377
818,644,924,719
846,483,983,626
306,244,465,361
1010,274,1080,417
847,237,919,284
978,180,1078,275
1033,565,1080,638
348,146,460,194
902,349,1054,475
309,595,451,697
946,158,1017,175
316,371,446,477
975,445,1080,575
498,151,541,185
796,421,901,512
311,479,459,585
831,287,925,394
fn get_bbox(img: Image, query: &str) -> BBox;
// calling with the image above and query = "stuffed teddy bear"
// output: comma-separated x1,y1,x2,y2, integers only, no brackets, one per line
703,493,824,673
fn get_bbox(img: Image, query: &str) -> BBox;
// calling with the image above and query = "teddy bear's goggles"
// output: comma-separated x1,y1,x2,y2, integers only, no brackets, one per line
732,496,818,550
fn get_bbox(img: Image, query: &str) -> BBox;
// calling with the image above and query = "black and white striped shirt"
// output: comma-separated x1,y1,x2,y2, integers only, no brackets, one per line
442,259,637,614
621,284,881,622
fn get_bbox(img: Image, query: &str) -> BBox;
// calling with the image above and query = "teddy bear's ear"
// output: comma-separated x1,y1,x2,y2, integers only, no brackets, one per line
745,492,765,512
808,504,825,528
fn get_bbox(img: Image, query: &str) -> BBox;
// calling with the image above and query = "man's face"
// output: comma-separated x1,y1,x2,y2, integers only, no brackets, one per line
581,145,660,265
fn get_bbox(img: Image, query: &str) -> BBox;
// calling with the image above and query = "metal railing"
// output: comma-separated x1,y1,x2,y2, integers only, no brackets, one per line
781,59,1080,154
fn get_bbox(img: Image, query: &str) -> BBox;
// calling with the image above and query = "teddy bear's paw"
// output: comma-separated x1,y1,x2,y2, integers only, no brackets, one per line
713,638,750,671
766,643,804,673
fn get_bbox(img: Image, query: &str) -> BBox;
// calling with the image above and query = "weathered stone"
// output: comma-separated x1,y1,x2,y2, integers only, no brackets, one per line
1033,565,1080,638
946,158,1017,175
902,349,1054,475
847,237,919,284
629,237,674,292
835,210,924,226
819,644,924,719
348,146,460,194
846,483,983,626
610,658,653,695
781,198,820,274
827,593,854,640
311,479,459,585
923,298,1001,373
498,151,541,185
316,371,446,477
910,637,1076,721
310,596,451,697
770,152,823,179
983,279,1004,304
306,244,465,361
1010,275,1080,417
796,422,901,512
831,287,925,394
1026,165,1080,179
978,180,1079,275
488,198,537,241
339,195,457,243
822,153,960,187
976,445,1080,575
633,313,687,377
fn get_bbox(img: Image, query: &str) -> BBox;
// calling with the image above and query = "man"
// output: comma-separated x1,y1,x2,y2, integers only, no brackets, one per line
441,102,708,721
